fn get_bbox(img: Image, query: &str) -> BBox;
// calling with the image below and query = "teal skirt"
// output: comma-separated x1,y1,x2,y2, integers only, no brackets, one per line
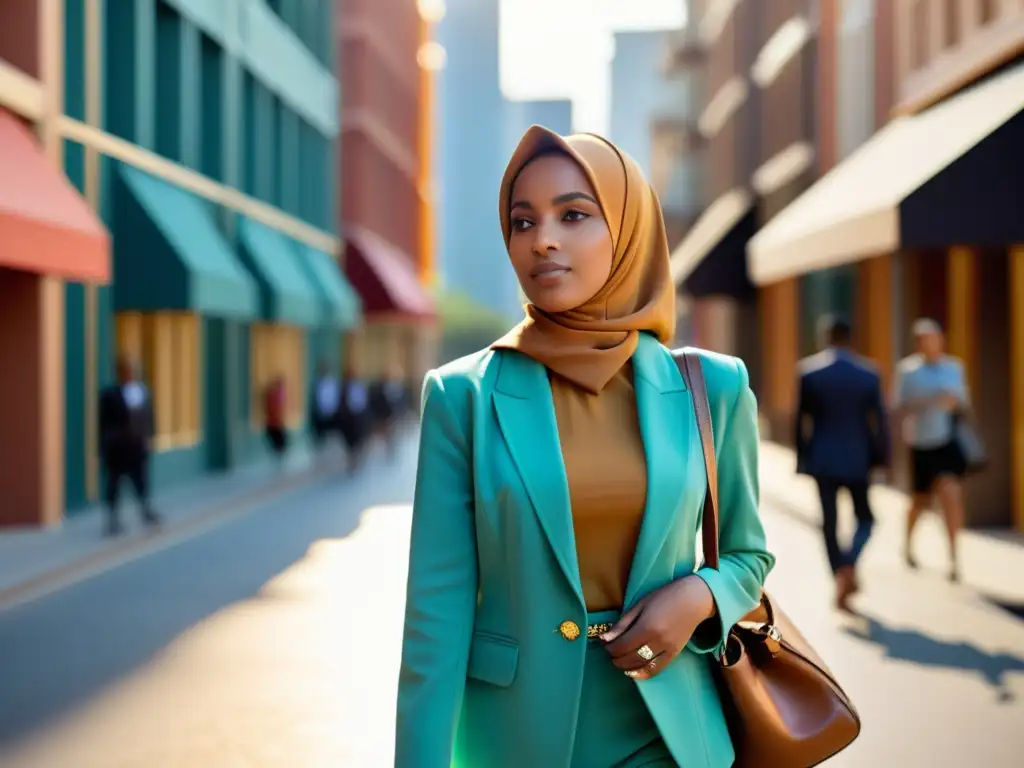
571,610,678,768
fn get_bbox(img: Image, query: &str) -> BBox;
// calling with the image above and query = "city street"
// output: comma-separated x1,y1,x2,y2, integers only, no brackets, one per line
0,435,1022,767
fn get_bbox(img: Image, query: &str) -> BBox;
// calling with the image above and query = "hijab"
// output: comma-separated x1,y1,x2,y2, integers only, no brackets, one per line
491,125,676,394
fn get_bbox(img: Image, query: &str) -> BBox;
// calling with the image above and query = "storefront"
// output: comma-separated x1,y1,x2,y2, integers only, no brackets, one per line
112,164,259,485
0,109,110,526
748,63,1024,530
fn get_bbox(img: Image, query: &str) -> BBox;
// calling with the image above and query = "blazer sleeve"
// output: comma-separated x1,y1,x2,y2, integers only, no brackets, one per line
395,370,478,768
687,356,776,659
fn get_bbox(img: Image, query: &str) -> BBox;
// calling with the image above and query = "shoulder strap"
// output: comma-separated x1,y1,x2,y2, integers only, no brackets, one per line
671,349,720,570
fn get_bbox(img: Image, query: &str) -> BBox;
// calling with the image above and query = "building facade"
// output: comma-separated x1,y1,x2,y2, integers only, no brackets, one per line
434,0,520,320
669,0,762,377
749,0,1024,531
0,0,358,527
337,0,437,391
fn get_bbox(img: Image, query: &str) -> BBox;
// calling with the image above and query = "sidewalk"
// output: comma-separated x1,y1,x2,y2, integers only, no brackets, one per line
0,433,401,609
759,441,1024,608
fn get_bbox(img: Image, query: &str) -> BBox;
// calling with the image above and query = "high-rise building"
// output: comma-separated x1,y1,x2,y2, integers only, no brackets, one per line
609,30,677,178
337,0,438,388
0,0,355,526
434,0,520,320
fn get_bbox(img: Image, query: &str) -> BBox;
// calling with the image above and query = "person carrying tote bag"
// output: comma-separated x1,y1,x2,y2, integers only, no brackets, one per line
675,349,862,767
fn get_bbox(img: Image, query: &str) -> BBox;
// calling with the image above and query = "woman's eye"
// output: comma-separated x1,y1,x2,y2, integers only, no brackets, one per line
563,209,588,223
511,217,534,232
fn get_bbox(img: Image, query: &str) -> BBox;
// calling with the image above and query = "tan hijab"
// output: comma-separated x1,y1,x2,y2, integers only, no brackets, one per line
492,125,676,394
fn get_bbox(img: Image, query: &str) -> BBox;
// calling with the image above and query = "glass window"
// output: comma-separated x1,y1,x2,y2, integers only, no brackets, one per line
114,311,202,450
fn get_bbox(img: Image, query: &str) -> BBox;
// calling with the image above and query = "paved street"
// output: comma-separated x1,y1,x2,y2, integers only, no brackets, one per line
0,436,1022,767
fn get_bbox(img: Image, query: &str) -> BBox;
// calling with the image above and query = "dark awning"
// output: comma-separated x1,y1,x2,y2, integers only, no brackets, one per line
670,188,756,299
344,225,435,320
113,165,257,317
748,62,1024,285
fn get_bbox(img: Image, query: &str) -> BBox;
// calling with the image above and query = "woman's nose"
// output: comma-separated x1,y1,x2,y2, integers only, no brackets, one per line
532,218,560,255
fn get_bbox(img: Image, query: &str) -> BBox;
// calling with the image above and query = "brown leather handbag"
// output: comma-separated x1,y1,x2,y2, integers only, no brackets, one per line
674,350,861,768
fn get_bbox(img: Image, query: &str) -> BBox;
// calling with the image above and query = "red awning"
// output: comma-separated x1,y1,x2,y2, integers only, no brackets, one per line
344,225,435,320
0,109,110,282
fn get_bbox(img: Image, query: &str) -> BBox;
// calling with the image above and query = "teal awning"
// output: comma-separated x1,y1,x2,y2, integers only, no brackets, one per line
294,243,362,329
113,165,257,318
237,217,320,326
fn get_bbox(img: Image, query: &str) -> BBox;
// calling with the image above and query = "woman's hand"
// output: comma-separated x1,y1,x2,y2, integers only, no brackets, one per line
600,576,716,680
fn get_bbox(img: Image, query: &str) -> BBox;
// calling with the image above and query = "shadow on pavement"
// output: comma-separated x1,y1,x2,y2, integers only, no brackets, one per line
843,615,1024,703
0,455,405,748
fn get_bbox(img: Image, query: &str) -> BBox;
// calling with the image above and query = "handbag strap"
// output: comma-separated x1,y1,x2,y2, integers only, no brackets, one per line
671,349,720,570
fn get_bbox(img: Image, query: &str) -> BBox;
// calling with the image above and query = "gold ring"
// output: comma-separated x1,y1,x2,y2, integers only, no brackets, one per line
637,645,655,661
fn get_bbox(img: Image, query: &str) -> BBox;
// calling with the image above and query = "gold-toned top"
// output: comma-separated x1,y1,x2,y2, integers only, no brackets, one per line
552,362,648,612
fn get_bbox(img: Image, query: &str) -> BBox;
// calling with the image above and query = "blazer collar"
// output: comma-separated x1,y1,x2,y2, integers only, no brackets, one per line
494,332,687,399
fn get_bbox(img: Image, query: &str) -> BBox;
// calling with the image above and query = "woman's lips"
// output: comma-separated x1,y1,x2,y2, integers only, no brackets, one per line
530,262,571,280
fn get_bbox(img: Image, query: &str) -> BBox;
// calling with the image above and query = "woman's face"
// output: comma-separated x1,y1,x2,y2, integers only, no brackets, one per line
507,153,614,314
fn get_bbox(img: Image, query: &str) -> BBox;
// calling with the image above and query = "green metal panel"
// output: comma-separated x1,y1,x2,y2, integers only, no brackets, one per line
180,20,201,169
64,0,85,120
200,34,225,182
280,108,300,216
294,243,362,329
203,316,229,471
63,140,88,512
222,53,242,189
155,3,183,160
236,216,321,326
113,164,259,318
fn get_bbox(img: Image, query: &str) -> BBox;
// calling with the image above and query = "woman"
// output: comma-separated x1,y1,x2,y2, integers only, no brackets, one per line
263,374,289,460
396,126,774,768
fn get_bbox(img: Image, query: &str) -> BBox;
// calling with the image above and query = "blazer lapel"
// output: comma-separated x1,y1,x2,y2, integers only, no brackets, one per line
492,351,584,607
624,336,698,607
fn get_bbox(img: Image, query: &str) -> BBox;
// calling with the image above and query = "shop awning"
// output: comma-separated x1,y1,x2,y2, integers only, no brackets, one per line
0,109,109,281
237,217,321,327
344,225,435,320
294,242,362,329
669,188,755,297
114,165,257,317
748,62,1024,285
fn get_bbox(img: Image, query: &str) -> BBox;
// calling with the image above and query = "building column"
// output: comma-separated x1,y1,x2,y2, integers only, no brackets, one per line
759,278,799,441
857,254,895,391
39,0,65,525
947,246,978,394
1010,246,1024,533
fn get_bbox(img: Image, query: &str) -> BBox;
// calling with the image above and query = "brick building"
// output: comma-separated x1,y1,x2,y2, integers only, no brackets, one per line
337,0,437,388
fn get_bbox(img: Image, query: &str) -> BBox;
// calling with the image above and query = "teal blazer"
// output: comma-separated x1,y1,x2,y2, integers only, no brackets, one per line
395,333,775,768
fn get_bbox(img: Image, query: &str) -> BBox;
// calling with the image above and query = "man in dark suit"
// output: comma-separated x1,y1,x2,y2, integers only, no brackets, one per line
98,355,161,536
796,317,889,612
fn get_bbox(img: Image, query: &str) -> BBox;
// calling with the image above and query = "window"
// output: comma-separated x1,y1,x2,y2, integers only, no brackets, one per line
115,312,202,450
250,324,307,428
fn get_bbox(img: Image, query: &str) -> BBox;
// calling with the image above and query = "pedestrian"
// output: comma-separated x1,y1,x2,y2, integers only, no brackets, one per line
98,355,161,536
310,358,341,455
369,360,408,460
795,316,890,612
263,374,289,463
338,361,371,472
892,318,971,582
395,126,774,767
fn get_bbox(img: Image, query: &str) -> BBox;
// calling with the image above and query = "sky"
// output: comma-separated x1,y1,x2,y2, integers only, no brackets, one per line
499,0,687,135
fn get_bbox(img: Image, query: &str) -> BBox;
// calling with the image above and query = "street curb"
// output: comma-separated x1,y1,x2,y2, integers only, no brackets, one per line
0,463,334,612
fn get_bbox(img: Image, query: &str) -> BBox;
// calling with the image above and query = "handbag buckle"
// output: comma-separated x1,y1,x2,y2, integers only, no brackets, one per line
755,623,783,656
